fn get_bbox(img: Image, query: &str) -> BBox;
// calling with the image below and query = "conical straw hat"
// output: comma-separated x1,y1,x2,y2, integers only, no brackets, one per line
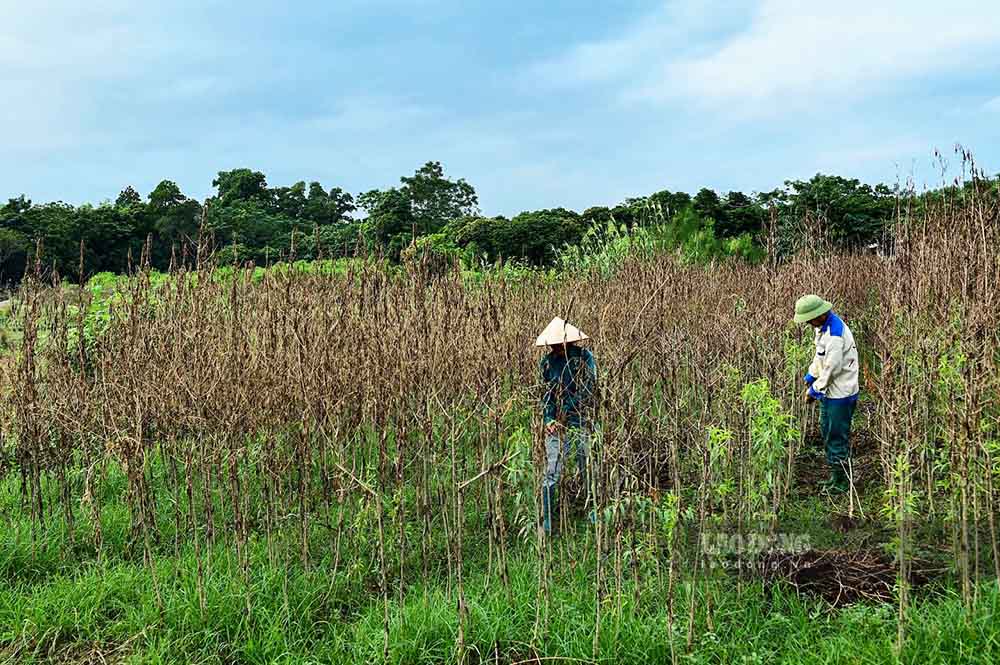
535,317,589,347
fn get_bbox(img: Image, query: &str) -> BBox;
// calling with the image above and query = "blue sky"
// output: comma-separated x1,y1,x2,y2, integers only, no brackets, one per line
3,0,999,217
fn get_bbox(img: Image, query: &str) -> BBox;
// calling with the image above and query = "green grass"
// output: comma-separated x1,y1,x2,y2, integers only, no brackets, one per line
1,473,997,665
0,417,995,663
2,539,998,664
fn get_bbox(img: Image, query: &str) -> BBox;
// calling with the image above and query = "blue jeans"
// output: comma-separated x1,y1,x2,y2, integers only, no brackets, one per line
543,426,590,491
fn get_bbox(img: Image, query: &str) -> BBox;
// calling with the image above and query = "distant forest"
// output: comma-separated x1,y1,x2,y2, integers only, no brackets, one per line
1,161,994,284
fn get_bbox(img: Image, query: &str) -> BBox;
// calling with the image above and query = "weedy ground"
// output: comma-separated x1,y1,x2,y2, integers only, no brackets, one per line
1,453,997,665
1,178,1000,663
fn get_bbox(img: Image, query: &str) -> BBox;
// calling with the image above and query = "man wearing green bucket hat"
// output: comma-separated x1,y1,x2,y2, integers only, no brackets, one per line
794,294,859,494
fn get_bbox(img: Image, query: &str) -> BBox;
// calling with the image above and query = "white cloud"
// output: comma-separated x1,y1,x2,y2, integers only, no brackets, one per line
530,20,672,86
536,1,1000,109
0,2,176,75
656,1,1000,105
530,1,743,88
304,95,432,134
0,2,215,154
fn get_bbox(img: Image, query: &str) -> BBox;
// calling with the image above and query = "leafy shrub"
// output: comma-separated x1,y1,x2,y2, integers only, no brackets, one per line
400,233,467,277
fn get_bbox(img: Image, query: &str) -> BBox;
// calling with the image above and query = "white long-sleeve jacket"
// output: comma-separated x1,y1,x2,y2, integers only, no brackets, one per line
805,312,859,403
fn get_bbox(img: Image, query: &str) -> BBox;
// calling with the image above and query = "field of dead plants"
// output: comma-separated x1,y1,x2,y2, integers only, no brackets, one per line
1,181,999,664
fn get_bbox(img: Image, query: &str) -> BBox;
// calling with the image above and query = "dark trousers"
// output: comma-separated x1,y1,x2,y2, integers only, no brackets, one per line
820,400,856,467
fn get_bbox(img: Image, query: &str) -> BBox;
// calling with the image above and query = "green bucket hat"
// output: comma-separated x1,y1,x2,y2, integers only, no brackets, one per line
793,294,833,324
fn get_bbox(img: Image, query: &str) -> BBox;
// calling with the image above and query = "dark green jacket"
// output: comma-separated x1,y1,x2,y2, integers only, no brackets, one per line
540,345,597,427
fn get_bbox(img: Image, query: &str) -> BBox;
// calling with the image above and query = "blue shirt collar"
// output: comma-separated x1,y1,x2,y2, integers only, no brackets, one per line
821,312,838,334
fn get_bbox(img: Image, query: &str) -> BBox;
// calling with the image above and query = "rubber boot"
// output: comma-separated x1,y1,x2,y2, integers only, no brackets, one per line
542,486,556,535
821,463,850,494
832,463,850,493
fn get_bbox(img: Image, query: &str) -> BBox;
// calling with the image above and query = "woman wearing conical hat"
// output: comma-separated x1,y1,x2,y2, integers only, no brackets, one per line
535,317,597,535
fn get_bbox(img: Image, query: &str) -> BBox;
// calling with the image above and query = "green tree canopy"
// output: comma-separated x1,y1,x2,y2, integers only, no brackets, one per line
400,161,478,236
450,208,585,265
212,169,272,207
780,174,895,248
148,180,202,265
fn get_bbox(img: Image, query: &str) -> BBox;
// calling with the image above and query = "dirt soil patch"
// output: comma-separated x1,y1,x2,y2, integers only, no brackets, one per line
751,548,940,607
794,424,880,495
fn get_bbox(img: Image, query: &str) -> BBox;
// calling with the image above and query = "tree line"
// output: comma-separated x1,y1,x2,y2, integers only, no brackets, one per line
0,160,983,285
